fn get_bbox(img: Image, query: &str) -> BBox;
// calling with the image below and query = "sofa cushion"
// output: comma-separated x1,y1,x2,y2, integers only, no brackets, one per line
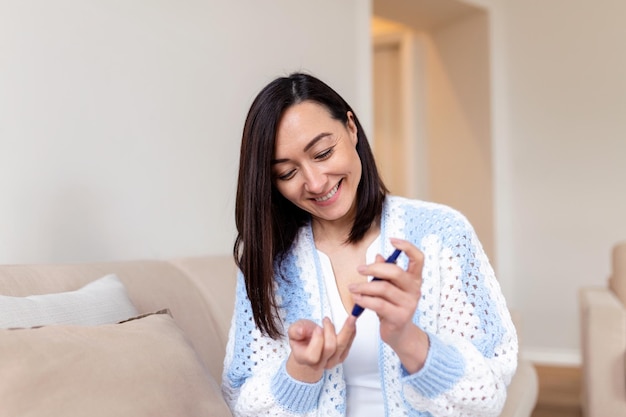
0,311,232,417
0,273,138,328
0,258,236,387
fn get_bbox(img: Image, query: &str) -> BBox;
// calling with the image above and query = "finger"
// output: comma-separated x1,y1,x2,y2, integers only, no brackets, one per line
350,288,387,314
357,240,424,293
356,261,403,286
351,282,415,319
322,317,337,356
288,320,326,366
339,314,357,339
337,315,357,362
353,279,413,302
350,273,406,302
325,316,356,368
387,239,424,302
302,325,324,365
288,319,316,342
336,315,356,352
389,238,424,276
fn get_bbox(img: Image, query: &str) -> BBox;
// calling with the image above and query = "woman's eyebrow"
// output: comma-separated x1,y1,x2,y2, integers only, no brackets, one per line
303,132,332,152
271,132,332,165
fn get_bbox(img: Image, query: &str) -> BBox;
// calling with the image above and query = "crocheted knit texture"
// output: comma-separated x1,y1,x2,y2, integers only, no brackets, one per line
222,196,518,417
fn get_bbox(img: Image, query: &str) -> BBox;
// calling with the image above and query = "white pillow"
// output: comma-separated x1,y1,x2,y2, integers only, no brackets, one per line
0,274,139,328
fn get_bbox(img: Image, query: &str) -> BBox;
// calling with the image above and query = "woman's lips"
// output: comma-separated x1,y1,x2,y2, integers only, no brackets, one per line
314,180,341,202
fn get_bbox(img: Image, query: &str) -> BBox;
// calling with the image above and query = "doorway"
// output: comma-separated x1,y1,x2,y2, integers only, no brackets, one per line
371,5,495,263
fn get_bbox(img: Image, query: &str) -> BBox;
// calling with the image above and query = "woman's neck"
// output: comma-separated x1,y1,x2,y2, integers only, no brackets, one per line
312,217,380,252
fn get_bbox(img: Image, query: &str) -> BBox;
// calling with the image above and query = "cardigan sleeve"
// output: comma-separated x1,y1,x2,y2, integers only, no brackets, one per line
221,272,324,417
398,207,518,416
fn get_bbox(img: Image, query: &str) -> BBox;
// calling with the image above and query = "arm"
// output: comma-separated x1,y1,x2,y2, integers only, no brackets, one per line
401,213,518,416
349,208,517,416
221,272,322,416
222,272,356,417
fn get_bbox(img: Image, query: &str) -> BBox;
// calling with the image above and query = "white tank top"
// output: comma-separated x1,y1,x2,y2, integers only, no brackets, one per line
317,235,385,416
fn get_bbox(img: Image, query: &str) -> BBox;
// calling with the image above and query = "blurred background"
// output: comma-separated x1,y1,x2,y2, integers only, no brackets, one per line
1,0,625,371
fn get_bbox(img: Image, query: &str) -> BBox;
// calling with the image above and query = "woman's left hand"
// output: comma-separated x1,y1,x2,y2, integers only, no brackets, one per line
349,237,430,373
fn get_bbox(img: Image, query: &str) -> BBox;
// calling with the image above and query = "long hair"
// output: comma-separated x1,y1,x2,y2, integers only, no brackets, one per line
234,73,387,338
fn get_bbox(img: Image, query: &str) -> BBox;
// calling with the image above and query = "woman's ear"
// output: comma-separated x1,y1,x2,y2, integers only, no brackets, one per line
346,111,358,145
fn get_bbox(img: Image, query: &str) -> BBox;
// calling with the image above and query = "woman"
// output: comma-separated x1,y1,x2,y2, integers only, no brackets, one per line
222,72,518,416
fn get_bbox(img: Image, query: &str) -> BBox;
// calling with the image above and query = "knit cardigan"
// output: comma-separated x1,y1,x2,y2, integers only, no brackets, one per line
222,196,518,417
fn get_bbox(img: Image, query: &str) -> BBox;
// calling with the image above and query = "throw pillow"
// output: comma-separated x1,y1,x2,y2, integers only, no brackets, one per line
0,312,232,417
0,274,138,328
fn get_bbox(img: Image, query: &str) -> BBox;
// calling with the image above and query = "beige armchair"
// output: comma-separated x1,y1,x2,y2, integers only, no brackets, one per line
579,241,626,417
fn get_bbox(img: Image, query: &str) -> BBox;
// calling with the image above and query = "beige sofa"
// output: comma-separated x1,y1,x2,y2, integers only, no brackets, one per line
579,241,626,417
0,255,536,416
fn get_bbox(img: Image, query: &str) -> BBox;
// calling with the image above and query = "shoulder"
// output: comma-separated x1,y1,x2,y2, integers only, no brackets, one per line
383,195,478,249
385,195,470,225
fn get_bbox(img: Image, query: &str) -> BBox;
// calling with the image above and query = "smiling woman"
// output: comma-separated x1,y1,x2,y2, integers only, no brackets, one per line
223,72,518,417
272,101,362,227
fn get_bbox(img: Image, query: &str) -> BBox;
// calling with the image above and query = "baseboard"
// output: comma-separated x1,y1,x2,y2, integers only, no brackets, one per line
522,347,581,367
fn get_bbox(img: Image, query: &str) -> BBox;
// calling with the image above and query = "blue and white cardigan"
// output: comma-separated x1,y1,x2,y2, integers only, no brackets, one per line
222,196,518,416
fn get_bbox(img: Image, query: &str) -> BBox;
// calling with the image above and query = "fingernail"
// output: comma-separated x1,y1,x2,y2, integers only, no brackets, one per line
357,265,366,273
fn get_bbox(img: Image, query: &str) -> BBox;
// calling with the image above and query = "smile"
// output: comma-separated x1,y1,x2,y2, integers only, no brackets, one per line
314,181,341,202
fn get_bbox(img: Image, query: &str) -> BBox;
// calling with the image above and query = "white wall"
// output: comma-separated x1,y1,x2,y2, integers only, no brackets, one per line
424,12,494,269
3,0,625,365
0,0,372,264
478,0,626,363
376,0,626,364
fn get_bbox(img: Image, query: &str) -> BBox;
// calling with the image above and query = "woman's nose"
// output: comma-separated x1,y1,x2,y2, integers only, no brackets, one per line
302,165,325,194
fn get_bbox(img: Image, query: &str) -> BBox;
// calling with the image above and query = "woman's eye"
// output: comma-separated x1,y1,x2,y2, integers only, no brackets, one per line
315,148,334,160
277,169,296,181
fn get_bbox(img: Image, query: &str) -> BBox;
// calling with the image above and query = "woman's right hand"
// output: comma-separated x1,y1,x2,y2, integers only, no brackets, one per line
286,316,356,383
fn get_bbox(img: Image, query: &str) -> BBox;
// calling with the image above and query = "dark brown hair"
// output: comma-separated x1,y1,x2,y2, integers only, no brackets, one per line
234,72,387,338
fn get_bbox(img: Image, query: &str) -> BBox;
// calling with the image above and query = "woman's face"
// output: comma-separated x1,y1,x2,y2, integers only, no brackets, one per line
272,100,362,227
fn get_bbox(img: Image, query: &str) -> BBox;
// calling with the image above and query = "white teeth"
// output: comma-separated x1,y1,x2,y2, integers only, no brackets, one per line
315,182,340,202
